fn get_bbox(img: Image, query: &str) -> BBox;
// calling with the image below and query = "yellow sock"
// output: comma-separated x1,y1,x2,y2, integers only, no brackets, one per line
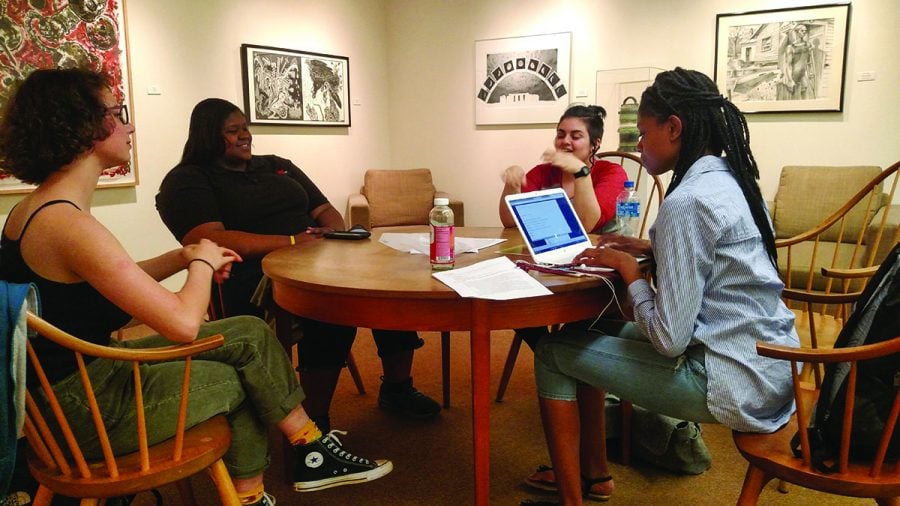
288,419,322,446
237,483,264,505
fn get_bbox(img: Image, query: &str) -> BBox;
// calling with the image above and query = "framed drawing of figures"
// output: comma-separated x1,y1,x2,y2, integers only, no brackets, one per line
241,44,350,127
0,0,138,194
474,32,571,125
714,3,850,113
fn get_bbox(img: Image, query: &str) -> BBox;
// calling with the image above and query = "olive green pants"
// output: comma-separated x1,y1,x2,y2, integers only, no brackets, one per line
46,315,304,478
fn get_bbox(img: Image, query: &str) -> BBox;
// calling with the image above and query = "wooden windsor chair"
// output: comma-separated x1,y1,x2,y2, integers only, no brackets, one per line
22,311,239,506
733,336,900,505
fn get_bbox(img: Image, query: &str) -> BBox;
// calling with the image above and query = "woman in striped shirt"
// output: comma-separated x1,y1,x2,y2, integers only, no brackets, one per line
528,68,798,505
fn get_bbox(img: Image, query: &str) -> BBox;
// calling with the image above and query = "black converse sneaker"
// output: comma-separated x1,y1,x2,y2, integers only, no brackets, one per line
293,430,393,492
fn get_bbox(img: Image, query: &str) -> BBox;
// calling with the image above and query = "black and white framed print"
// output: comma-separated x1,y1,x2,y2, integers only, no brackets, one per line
241,43,350,126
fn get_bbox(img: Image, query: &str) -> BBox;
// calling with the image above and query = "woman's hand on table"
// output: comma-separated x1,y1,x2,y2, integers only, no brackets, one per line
575,245,642,285
595,234,652,257
301,226,335,239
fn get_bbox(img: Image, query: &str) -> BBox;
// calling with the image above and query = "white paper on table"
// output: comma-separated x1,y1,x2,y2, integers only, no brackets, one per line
379,233,507,255
432,256,552,300
379,233,430,254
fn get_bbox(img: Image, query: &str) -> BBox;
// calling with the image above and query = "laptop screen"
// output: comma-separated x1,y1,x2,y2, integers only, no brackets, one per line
505,188,591,261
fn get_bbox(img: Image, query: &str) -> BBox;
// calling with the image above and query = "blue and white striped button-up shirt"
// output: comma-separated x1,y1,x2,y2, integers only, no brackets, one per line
628,155,798,432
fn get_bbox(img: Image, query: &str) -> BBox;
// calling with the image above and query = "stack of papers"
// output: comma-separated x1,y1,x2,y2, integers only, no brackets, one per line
431,257,552,300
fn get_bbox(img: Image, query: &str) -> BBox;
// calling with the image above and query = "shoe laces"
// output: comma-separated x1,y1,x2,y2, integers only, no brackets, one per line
322,429,372,465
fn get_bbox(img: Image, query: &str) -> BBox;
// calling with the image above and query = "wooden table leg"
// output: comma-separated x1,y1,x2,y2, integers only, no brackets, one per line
471,300,490,505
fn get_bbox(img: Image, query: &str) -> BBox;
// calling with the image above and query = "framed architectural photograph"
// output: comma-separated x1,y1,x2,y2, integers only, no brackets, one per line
714,3,850,113
241,44,350,126
474,32,571,125
0,0,138,194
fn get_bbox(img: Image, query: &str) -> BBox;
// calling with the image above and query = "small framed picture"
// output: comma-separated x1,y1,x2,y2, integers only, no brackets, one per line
714,3,850,113
241,43,351,126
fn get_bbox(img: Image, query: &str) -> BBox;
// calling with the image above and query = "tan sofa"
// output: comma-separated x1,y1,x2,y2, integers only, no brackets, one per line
769,164,899,290
346,168,465,228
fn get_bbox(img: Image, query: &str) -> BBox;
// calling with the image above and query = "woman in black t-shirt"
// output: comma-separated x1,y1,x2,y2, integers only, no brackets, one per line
156,98,441,434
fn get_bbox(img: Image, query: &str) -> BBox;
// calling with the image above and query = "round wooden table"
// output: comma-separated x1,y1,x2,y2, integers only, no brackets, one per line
263,226,620,504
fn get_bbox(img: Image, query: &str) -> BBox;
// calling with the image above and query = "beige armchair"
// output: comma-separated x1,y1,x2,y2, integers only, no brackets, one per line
769,163,899,292
346,168,465,228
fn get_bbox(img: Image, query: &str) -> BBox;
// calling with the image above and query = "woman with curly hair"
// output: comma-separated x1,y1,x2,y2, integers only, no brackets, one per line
0,68,391,506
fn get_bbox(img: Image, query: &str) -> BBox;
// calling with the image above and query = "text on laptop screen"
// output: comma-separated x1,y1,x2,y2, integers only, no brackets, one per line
510,192,584,254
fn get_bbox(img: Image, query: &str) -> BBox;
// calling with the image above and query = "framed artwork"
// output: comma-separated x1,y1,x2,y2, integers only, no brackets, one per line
714,3,850,113
0,0,138,194
474,32,571,125
241,44,350,126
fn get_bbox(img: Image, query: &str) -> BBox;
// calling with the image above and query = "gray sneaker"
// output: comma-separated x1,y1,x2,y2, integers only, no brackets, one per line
293,430,393,492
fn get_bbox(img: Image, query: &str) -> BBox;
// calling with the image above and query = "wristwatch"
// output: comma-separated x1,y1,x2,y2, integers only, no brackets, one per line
574,165,592,179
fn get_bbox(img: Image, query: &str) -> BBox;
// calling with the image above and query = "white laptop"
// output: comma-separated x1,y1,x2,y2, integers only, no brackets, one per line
504,188,593,265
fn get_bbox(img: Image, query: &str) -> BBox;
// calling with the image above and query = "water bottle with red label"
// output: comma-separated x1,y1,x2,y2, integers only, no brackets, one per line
429,197,455,270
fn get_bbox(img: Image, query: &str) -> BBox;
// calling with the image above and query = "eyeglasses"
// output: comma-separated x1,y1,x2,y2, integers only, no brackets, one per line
104,104,130,125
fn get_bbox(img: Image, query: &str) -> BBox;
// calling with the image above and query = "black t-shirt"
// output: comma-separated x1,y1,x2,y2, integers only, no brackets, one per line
156,155,330,316
156,154,329,240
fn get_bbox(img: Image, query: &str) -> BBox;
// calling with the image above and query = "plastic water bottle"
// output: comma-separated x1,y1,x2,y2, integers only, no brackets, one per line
430,197,455,270
615,180,641,238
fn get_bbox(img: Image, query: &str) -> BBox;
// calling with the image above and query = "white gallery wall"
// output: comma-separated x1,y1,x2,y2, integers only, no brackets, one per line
386,0,900,224
1,0,897,289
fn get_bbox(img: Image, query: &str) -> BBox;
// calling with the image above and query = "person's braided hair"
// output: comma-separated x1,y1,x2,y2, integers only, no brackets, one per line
639,68,777,265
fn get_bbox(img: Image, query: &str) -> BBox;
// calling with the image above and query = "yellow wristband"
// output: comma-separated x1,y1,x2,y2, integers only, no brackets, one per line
289,234,296,245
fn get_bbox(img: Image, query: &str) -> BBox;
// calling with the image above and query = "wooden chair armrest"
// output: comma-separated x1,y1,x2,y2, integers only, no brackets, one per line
821,265,880,280
781,287,862,304
757,337,900,362
27,312,224,361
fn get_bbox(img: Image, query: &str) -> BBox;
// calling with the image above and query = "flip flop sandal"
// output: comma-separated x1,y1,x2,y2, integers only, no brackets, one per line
582,474,614,502
523,464,557,491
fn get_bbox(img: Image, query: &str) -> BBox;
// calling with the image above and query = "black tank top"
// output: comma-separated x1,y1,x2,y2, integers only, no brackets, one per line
0,200,132,383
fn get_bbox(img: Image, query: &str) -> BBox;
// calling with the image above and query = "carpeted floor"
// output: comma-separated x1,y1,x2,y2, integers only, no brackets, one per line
130,328,868,505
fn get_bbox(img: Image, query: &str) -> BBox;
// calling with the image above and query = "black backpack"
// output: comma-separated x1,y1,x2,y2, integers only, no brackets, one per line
792,242,900,472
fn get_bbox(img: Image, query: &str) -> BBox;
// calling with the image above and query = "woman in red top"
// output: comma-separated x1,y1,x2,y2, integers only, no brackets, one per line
499,104,627,234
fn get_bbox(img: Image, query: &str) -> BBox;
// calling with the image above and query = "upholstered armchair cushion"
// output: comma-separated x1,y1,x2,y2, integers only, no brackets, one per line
773,165,882,241
772,164,898,292
362,168,436,227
